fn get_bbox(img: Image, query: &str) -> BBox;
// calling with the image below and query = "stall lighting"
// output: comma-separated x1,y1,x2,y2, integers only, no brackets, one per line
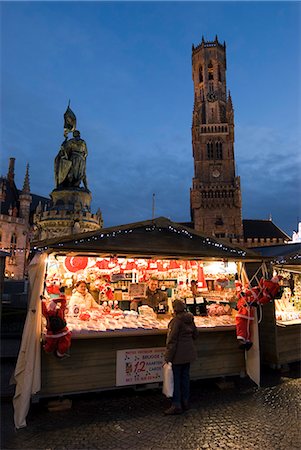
32,224,247,257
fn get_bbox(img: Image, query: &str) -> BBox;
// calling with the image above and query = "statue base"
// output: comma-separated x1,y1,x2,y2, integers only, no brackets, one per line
50,188,92,213
33,187,103,241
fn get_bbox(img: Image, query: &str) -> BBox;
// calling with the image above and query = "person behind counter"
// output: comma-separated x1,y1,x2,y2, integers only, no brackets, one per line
190,280,207,316
130,277,168,312
164,299,198,415
68,281,101,314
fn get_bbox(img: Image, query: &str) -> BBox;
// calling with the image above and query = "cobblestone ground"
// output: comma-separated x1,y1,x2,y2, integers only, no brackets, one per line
1,363,300,450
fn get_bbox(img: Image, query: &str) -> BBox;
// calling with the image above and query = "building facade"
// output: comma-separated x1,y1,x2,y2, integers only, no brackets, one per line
0,158,49,279
190,36,243,239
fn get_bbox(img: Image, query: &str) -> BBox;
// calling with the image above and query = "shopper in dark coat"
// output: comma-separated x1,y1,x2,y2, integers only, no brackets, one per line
164,299,198,415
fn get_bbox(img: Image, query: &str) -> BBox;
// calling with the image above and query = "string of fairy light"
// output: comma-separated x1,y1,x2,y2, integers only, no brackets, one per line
273,254,301,264
30,224,248,257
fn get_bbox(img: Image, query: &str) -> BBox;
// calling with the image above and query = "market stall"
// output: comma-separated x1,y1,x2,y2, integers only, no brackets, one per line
13,217,261,428
252,243,301,367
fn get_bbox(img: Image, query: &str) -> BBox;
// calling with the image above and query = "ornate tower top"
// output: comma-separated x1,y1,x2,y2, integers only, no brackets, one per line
192,36,226,56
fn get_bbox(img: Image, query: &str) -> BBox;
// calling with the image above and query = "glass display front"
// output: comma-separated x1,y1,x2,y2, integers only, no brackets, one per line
42,255,240,334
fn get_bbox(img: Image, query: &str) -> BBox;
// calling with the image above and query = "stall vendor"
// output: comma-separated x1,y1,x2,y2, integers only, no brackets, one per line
144,277,168,310
190,280,207,316
130,277,168,312
68,281,101,314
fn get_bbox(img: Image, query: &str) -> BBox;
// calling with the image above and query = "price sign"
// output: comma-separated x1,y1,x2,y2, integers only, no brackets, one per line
196,297,204,304
129,283,146,298
116,347,165,386
186,297,195,305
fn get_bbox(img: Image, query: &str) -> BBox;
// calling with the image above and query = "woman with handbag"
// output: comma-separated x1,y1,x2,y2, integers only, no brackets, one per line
164,299,199,415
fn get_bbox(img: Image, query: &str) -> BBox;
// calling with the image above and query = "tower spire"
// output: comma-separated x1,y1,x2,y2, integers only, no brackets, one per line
22,164,30,194
7,157,15,186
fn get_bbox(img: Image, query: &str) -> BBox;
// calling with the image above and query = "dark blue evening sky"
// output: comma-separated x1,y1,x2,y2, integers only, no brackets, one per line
1,1,300,236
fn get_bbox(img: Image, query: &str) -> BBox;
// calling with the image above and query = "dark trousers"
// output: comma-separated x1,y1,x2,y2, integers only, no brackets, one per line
172,363,190,408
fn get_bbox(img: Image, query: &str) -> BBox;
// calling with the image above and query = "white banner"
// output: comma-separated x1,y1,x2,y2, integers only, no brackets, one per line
116,347,165,386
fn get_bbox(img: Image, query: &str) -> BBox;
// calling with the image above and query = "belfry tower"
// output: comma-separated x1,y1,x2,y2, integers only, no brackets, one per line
190,36,243,239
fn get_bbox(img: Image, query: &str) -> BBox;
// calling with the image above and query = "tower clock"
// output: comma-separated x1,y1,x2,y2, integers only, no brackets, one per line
190,36,243,239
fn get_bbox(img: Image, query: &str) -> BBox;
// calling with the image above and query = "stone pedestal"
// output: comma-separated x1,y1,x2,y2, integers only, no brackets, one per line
33,187,103,241
51,188,92,213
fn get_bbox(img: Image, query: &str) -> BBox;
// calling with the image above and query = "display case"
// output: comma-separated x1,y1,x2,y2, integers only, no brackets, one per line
259,270,301,367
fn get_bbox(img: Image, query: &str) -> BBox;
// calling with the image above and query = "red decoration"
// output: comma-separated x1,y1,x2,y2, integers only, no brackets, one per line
197,264,207,290
235,276,282,350
168,260,181,270
79,312,91,321
95,259,110,270
65,256,88,273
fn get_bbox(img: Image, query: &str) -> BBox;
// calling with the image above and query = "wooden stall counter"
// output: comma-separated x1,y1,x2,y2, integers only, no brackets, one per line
37,325,245,400
259,302,301,367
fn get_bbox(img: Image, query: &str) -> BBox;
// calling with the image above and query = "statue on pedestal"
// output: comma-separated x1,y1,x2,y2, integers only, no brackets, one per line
54,104,88,190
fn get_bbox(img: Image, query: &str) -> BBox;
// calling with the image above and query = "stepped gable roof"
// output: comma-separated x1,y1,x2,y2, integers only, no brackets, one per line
32,217,259,260
242,219,290,240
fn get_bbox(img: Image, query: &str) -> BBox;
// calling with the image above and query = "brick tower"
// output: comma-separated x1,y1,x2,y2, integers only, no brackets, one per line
190,36,243,239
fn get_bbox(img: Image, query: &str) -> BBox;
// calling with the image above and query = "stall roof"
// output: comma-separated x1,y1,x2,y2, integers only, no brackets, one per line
32,217,260,260
251,242,301,267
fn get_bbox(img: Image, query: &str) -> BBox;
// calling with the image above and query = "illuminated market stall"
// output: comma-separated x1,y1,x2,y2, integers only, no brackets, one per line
13,218,262,428
252,243,301,368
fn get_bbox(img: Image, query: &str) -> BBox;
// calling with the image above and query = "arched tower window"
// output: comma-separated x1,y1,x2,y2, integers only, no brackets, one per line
216,141,223,159
208,61,214,80
207,142,214,159
218,65,222,82
199,65,203,83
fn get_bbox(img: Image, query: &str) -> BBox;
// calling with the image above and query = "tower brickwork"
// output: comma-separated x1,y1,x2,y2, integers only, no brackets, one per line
190,36,243,239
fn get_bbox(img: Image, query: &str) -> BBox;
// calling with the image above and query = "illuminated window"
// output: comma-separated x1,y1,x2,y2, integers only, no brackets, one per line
208,62,214,80
9,233,17,265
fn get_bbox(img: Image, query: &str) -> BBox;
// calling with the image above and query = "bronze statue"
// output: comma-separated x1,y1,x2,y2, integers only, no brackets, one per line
55,105,88,190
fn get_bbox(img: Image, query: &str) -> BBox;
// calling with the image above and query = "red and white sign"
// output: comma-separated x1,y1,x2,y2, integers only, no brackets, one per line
116,347,165,386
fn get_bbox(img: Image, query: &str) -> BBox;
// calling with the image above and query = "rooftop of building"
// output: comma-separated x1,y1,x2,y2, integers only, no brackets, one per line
242,219,290,241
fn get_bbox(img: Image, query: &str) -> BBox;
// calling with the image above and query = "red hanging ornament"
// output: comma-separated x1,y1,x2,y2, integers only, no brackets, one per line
65,256,88,273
